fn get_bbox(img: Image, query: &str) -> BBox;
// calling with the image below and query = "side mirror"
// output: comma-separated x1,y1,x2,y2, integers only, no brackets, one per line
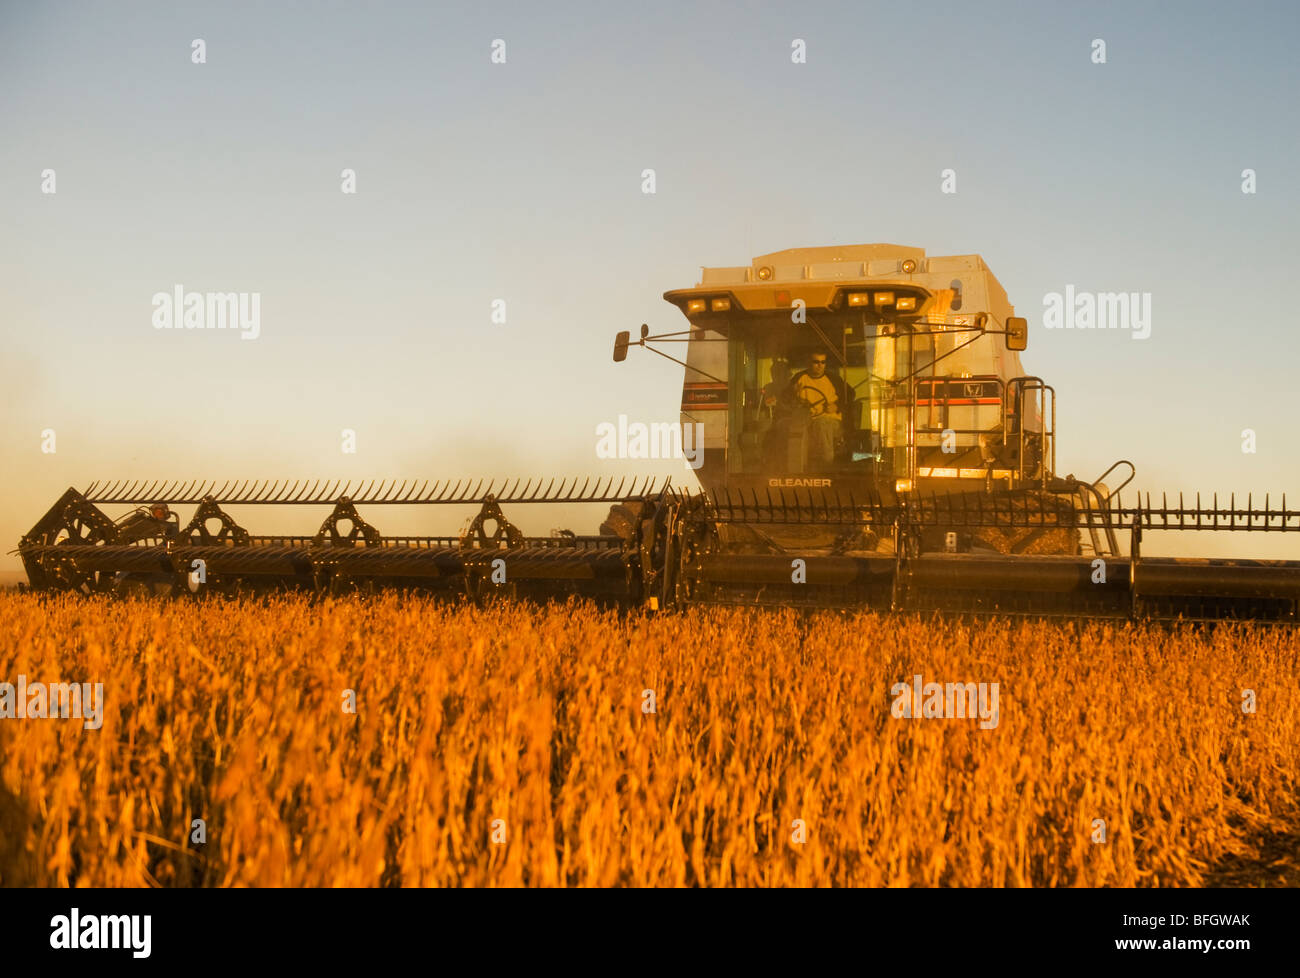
613,330,631,363
1006,316,1028,351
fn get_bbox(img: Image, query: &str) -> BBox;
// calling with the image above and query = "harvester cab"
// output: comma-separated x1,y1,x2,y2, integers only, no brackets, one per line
623,245,1046,492
615,244,1107,556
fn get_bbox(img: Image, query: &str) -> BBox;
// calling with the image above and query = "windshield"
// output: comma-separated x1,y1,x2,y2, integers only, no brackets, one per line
727,312,1000,480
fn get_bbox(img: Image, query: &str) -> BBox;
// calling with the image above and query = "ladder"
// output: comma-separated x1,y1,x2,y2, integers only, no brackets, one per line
1075,461,1134,558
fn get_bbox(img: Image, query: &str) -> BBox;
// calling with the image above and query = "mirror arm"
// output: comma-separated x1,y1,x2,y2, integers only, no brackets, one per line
642,344,729,386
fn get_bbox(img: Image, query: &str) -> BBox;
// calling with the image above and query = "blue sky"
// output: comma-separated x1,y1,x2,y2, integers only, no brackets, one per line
2,0,1298,564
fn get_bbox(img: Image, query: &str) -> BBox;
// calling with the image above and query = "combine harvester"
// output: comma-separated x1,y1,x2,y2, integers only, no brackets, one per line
19,244,1300,621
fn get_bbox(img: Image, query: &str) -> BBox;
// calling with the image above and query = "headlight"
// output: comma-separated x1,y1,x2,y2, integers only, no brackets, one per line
847,292,870,307
710,297,731,311
686,299,707,314
874,292,895,306
896,296,917,312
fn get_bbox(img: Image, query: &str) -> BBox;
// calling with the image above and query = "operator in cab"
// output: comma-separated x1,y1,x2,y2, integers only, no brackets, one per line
789,351,851,468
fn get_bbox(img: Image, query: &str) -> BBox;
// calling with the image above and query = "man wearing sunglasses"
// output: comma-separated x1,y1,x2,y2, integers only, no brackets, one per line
789,351,850,468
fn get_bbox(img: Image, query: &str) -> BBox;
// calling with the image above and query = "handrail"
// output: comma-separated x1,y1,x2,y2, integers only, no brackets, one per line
1093,460,1136,497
